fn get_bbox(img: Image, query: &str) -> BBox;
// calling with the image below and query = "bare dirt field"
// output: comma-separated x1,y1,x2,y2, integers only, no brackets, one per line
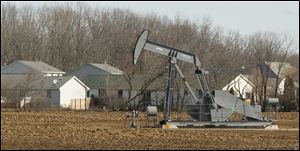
1,111,299,150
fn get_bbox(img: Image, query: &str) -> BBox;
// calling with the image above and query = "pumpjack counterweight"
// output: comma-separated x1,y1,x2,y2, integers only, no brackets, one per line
133,30,274,128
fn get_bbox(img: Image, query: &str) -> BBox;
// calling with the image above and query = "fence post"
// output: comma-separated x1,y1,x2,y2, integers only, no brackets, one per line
24,99,26,111
79,99,81,110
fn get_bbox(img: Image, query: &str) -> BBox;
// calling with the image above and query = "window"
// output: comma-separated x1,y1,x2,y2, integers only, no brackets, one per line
45,73,52,77
143,91,151,105
246,92,252,99
98,89,106,98
118,90,123,98
47,90,52,98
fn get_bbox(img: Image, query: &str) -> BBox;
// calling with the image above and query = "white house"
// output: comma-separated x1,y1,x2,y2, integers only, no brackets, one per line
265,62,296,79
1,60,89,108
263,62,298,94
1,75,89,108
222,74,256,102
1,60,65,77
46,76,90,108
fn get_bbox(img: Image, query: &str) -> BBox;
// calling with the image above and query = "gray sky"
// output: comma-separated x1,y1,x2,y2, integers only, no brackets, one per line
2,1,299,52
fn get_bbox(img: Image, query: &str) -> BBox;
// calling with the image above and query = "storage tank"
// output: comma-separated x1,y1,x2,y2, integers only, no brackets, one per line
267,98,279,104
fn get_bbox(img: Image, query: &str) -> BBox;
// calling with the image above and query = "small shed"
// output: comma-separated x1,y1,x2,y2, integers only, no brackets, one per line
44,76,90,108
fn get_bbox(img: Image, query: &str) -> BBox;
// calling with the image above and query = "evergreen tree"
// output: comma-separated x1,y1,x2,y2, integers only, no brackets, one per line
282,76,297,111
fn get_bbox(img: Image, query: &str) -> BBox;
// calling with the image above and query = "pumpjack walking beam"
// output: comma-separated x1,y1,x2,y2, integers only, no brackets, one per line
133,30,217,121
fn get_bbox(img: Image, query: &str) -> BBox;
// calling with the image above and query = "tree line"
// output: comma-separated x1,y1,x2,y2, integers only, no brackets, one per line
1,3,299,111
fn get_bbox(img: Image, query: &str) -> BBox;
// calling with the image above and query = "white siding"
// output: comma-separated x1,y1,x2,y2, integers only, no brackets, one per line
59,78,88,108
277,78,285,95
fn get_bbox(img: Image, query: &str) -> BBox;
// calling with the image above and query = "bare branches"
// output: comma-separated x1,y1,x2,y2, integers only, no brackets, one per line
1,3,297,111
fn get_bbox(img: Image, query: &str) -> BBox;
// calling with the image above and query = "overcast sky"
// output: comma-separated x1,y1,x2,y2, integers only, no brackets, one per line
2,1,299,52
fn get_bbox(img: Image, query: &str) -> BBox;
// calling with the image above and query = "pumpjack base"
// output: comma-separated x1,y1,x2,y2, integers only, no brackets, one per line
163,120,275,129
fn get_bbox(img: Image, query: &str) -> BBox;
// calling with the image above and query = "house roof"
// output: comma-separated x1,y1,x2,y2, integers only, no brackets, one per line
40,76,75,89
44,76,89,90
265,62,296,79
206,65,252,76
1,75,88,90
83,74,165,91
89,63,123,75
1,60,65,74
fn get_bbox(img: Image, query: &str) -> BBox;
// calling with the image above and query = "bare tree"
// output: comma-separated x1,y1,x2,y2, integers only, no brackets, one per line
247,32,293,111
274,34,294,97
1,3,297,112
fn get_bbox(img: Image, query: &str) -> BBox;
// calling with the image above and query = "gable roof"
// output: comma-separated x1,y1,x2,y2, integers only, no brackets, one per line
89,63,123,75
1,75,88,90
264,62,296,79
41,76,75,89
222,74,255,90
44,76,89,90
206,65,252,76
1,60,65,74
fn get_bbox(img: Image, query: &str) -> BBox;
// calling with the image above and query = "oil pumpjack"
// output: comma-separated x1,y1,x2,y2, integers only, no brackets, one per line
133,30,275,128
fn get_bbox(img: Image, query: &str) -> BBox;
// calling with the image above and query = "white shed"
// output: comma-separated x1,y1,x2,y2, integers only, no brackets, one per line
47,76,90,108
1,75,89,108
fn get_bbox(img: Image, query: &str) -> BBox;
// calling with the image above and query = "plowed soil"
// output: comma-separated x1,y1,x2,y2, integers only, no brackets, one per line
1,111,299,150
